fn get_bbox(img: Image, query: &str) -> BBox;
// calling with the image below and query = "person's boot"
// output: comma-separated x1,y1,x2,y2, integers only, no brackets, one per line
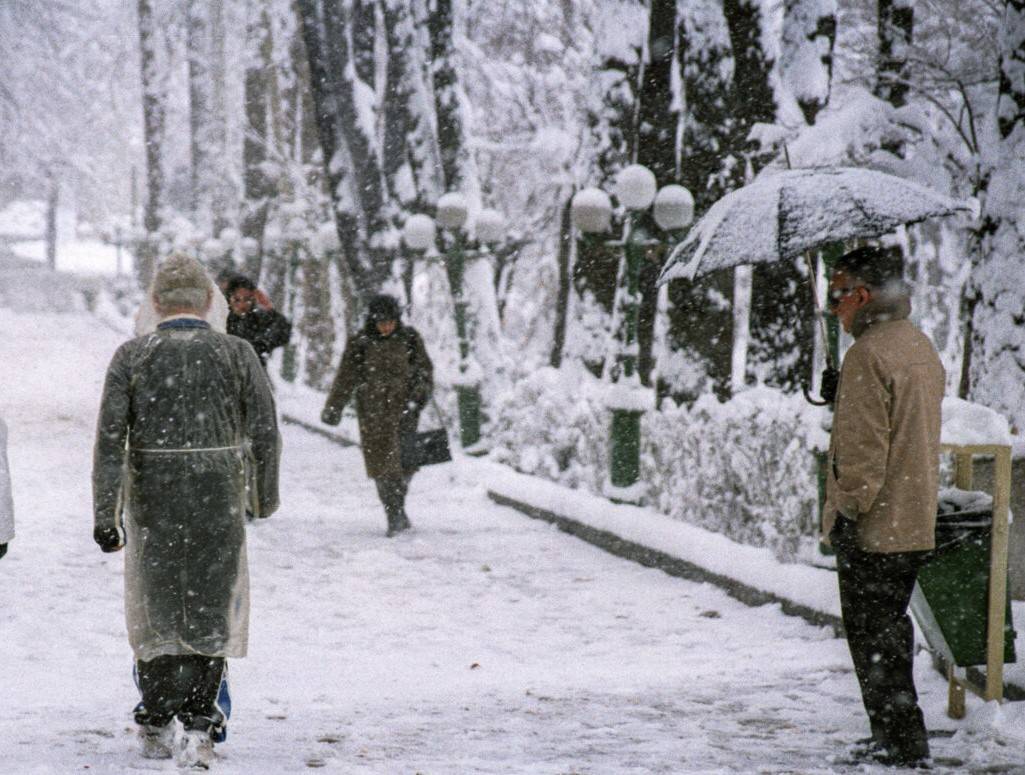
177,729,214,769
138,723,175,759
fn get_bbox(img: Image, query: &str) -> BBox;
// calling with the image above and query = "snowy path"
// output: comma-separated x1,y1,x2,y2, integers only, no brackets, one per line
1,306,1023,774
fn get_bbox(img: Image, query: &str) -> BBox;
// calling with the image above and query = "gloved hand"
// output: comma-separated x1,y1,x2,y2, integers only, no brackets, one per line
94,525,125,553
819,366,839,405
321,405,342,426
0,543,7,560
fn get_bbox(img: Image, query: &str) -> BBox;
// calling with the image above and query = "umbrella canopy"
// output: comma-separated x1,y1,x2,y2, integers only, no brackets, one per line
657,166,975,285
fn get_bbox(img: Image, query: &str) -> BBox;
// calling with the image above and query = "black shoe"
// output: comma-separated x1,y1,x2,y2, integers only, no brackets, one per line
834,737,885,765
871,751,931,769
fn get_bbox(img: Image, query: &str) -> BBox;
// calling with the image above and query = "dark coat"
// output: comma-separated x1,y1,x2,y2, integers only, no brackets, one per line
93,319,280,660
323,322,433,479
226,308,292,366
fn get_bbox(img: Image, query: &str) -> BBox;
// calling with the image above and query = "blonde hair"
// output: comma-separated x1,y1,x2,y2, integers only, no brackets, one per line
151,253,213,312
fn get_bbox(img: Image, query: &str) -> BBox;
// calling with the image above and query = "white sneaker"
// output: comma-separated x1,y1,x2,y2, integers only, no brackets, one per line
138,723,174,759
177,729,214,769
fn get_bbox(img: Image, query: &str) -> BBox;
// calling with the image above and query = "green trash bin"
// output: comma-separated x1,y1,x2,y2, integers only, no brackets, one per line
913,504,1017,668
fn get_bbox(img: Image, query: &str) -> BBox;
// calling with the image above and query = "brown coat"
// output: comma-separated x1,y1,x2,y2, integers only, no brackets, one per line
323,324,433,479
822,297,945,553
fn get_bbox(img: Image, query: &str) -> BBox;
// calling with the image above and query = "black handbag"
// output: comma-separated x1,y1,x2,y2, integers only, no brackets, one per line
401,428,452,469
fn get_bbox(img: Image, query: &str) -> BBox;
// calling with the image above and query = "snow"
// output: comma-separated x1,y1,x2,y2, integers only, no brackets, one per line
0,275,1023,772
602,377,656,412
10,237,132,277
941,396,1014,447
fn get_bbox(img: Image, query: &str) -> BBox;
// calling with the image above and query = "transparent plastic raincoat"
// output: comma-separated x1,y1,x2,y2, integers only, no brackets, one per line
93,322,280,661
0,417,14,546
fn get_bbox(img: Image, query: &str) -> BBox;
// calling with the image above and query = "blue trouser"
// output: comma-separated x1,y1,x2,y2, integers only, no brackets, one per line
133,657,232,742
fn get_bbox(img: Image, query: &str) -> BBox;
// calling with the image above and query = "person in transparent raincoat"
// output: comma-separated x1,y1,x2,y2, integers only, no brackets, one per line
0,414,14,559
92,254,280,767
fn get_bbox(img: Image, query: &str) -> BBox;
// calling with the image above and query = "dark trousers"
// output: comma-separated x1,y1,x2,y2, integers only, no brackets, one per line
833,520,929,759
375,474,412,531
134,655,227,737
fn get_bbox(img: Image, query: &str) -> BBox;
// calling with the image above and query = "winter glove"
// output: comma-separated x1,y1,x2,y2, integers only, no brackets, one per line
819,366,839,405
321,405,342,426
94,525,125,553
0,543,6,560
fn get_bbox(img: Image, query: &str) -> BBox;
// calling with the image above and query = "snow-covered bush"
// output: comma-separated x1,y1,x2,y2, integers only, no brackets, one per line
488,367,607,492
488,375,832,563
644,388,831,561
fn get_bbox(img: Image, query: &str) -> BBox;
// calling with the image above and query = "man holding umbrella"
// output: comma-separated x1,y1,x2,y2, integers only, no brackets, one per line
822,246,945,767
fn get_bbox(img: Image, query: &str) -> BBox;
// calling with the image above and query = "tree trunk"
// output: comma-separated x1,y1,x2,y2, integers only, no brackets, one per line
45,171,58,271
633,0,681,387
295,0,381,300
782,0,836,125
549,194,574,368
208,0,230,235
136,0,165,289
726,0,811,395
242,1,273,276
876,0,913,108
965,0,1025,432
664,3,738,401
429,0,465,192
186,0,210,222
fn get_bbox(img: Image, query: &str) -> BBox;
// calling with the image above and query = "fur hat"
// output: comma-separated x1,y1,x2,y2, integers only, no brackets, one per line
152,254,213,311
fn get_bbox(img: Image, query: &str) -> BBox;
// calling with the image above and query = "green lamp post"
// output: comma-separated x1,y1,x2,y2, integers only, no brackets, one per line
402,198,505,453
572,165,694,503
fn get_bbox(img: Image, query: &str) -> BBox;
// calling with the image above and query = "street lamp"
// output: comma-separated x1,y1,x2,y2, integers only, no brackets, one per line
402,199,505,452
572,164,694,503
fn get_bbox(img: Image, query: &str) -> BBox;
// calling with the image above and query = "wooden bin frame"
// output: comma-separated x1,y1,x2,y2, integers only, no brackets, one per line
938,442,1012,717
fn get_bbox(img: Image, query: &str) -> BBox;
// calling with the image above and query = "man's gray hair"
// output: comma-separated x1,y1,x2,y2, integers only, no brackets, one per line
152,253,213,312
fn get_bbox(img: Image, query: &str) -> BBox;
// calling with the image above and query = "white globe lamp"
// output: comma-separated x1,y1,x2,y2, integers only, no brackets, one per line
614,164,657,210
317,221,341,252
436,192,469,230
571,188,613,234
653,185,694,231
402,213,436,251
475,208,505,244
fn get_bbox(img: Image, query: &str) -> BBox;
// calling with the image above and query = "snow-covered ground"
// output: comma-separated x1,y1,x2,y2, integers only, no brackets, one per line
1,294,1023,773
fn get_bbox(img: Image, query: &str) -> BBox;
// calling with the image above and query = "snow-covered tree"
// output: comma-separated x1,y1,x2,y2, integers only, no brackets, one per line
966,0,1025,432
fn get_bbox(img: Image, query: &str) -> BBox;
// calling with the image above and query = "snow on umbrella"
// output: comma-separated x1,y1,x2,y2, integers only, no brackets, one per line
656,166,976,285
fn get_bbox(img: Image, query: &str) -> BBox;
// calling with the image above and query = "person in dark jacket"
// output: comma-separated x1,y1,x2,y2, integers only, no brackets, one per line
224,274,292,368
320,294,433,536
93,254,280,768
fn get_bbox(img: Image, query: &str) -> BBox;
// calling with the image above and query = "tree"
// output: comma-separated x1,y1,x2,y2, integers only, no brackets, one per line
634,0,682,386
782,0,837,125
966,0,1025,432
137,0,168,288
876,0,914,108
296,0,387,299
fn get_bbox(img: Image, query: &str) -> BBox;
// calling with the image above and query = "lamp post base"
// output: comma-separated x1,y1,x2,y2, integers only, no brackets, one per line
456,384,482,449
608,408,643,501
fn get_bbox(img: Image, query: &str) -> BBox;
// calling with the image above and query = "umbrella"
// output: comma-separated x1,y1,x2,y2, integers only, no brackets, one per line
656,166,975,286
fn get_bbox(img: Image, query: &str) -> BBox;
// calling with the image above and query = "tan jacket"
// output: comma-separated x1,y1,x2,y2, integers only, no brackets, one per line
822,297,945,553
